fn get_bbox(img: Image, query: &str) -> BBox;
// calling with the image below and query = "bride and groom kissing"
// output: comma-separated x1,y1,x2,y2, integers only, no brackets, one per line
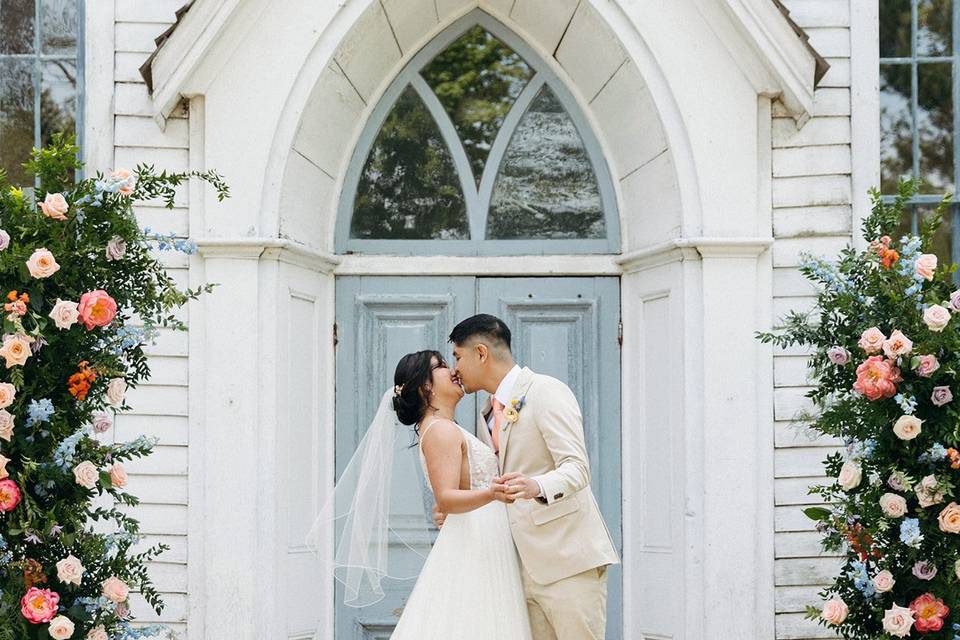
320,314,619,640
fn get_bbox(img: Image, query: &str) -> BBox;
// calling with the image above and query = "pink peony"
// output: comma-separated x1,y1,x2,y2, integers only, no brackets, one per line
77,290,117,330
0,478,21,512
853,356,902,400
917,354,940,377
827,346,850,365
858,327,887,354
883,329,913,358
916,253,938,280
20,587,59,623
933,386,953,406
910,593,949,633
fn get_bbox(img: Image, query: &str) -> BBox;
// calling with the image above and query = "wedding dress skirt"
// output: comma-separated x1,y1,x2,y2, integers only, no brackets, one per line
391,424,532,639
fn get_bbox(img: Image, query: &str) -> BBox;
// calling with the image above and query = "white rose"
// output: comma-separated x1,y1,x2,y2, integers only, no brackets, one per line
73,461,99,489
874,570,896,593
105,235,126,261
924,304,951,332
102,576,130,603
882,603,915,638
838,461,862,491
955,558,960,581
48,615,74,640
0,409,13,442
56,554,85,586
87,626,109,640
880,493,908,518
106,377,126,407
893,415,922,440
48,298,79,330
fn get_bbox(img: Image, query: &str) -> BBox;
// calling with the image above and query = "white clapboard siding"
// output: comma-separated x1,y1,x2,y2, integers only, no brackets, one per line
772,4,851,638
110,5,192,637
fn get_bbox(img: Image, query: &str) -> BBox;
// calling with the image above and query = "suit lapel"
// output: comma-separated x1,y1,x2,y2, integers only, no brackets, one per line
498,367,535,466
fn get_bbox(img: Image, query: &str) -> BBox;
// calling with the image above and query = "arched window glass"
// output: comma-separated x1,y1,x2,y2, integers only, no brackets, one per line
339,13,619,255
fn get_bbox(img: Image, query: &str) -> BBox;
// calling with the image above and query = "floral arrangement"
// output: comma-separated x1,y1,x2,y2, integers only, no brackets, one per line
758,179,960,638
0,135,227,640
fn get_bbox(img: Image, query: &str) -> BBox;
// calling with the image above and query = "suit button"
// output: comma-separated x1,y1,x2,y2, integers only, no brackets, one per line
553,493,563,500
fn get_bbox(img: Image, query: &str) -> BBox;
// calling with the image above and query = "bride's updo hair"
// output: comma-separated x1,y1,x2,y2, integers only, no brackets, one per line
393,350,444,428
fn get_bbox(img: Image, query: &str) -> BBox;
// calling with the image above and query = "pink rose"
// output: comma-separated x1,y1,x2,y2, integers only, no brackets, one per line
883,329,913,358
0,383,15,409
25,248,59,279
39,193,68,220
87,626,108,640
0,409,13,441
838,461,862,491
0,229,10,251
0,334,33,368
101,576,129,603
105,235,126,261
858,327,887,353
853,356,902,400
913,560,938,580
917,354,940,377
924,304,951,332
77,290,117,330
916,253,938,280
20,587,60,623
874,570,896,593
0,478,21,512
47,615,74,640
880,493,908,518
109,463,128,488
938,502,960,533
951,290,960,312
92,412,113,434
933,386,953,406
882,603,915,638
106,378,126,406
821,597,848,625
110,169,136,197
73,461,98,490
56,554,84,586
827,346,850,365
48,299,79,330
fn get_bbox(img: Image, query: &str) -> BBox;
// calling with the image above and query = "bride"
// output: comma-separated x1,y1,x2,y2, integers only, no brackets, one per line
308,350,532,639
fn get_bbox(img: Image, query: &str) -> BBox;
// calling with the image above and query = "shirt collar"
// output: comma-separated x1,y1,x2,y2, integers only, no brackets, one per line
493,364,522,407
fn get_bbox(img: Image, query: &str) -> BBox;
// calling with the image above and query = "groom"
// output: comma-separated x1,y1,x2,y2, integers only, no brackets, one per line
438,314,619,640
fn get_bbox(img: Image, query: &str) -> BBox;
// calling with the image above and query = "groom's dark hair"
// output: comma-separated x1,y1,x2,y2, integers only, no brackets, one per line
448,314,512,352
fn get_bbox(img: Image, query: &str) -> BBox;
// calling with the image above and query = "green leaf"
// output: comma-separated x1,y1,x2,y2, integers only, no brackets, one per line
803,507,832,522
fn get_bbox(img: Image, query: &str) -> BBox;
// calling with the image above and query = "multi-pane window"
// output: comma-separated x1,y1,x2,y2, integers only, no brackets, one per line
0,0,83,187
880,0,957,264
339,15,619,255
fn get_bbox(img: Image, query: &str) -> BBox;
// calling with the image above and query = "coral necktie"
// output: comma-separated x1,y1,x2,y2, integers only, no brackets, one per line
491,398,505,453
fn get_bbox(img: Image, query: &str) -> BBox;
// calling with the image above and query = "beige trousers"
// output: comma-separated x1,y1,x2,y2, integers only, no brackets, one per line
521,564,609,640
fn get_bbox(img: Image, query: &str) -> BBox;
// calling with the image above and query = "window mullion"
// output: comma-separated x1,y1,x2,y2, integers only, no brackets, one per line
33,0,42,176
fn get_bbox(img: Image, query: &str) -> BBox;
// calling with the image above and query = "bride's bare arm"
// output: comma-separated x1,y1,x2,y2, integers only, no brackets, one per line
421,420,498,514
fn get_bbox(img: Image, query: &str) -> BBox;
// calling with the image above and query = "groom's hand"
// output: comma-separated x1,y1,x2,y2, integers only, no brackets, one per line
490,481,516,504
497,472,541,500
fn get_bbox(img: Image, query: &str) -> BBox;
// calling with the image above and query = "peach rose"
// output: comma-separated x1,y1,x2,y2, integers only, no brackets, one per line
87,626,109,640
47,615,74,640
858,327,887,353
917,354,940,377
110,169,136,197
39,193,69,220
916,253,938,280
955,558,960,580
853,356,902,400
893,415,922,440
0,453,9,480
838,461,862,491
0,409,13,442
916,475,945,508
55,554,84,586
106,378,126,407
924,304,951,332
938,502,960,533
0,383,15,409
48,299,79,330
109,463,128,489
882,603,915,638
880,493,908,518
72,461,98,490
821,597,848,625
25,248,59,279
20,587,60,623
77,290,117,330
0,333,32,368
883,329,913,358
101,576,129,603
874,570,896,593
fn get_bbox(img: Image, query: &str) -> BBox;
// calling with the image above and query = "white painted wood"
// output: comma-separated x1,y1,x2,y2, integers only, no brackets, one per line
774,205,852,237
115,51,152,83
509,0,579,54
811,87,850,117
775,446,840,478
83,0,115,174
114,0,186,24
435,0,477,22
334,2,402,102
116,82,188,118
555,3,627,101
115,22,170,53
818,57,850,87
382,0,439,53
115,115,189,148
773,116,851,148
779,0,850,27
772,235,850,267
773,145,851,177
775,476,831,506
619,151,682,250
849,0,880,251
804,27,850,57
773,174,853,207
278,151,338,250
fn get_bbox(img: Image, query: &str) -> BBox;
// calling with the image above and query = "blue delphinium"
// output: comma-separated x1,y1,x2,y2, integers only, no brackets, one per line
25,398,54,427
920,443,948,464
845,438,877,462
847,560,877,599
900,517,924,548
895,393,918,415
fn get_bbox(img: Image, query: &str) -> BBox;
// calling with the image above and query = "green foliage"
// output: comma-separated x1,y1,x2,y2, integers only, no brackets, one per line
0,134,227,639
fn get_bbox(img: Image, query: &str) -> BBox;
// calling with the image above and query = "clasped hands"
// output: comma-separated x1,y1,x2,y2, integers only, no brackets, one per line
432,472,539,528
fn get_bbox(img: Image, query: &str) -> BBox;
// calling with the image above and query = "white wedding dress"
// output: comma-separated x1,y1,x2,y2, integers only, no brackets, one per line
391,419,532,639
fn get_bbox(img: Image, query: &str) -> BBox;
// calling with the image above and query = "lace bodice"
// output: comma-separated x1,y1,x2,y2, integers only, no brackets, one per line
419,420,499,492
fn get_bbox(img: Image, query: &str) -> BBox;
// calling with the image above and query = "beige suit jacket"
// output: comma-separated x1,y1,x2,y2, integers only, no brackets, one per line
477,367,619,585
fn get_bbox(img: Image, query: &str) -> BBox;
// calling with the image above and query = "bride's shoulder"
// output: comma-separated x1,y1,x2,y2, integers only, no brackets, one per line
418,417,462,446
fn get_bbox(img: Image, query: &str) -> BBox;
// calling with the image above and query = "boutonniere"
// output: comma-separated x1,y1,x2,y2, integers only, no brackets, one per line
502,395,526,429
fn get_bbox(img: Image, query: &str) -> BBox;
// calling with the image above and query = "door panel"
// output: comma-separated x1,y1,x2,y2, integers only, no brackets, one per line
478,277,622,640
335,276,621,639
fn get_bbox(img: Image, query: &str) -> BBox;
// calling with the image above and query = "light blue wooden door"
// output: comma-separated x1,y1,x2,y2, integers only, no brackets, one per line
335,276,621,638
334,276,476,638
478,277,622,640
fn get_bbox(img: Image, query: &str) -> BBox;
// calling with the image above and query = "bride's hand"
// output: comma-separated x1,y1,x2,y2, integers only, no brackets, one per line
432,503,446,528
490,481,516,504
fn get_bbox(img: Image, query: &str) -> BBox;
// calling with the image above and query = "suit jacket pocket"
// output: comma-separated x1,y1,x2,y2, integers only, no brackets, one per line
530,495,580,525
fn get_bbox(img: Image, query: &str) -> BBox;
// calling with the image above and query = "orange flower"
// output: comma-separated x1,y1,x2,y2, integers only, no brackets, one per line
68,362,97,400
880,247,900,269
6,291,16,302
948,448,960,470
22,559,47,590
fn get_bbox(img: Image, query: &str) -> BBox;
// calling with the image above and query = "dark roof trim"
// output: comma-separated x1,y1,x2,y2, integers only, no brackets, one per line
139,0,196,95
770,0,830,86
